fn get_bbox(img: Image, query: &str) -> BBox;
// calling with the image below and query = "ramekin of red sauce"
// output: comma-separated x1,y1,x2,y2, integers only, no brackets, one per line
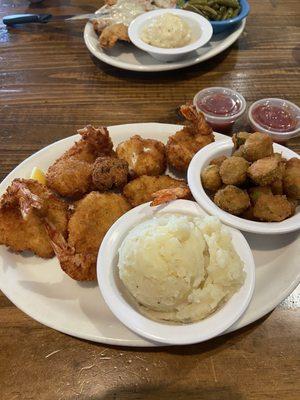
248,98,300,143
193,87,246,132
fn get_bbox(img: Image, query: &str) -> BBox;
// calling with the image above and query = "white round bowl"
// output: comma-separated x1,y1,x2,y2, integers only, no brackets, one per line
188,141,300,235
97,200,255,345
128,9,213,63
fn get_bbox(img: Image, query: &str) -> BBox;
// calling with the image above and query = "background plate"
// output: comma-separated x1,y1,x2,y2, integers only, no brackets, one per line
84,15,246,72
0,123,299,347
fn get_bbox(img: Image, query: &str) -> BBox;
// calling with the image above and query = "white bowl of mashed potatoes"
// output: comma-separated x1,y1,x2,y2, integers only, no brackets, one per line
97,200,255,345
128,9,213,62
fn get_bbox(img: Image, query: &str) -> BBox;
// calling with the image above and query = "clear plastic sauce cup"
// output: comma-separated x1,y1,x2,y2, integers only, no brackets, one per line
248,98,300,144
193,87,246,132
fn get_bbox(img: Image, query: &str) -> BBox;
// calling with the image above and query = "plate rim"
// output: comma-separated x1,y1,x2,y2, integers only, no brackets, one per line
83,17,246,72
0,122,299,347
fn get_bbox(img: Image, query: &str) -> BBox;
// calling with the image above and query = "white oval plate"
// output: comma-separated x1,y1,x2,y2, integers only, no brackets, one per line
0,123,299,346
188,140,300,234
98,200,255,345
84,11,246,72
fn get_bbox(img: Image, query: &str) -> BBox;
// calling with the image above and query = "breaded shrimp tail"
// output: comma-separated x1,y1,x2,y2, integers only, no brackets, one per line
45,221,97,281
77,125,113,157
180,104,213,136
1,179,42,220
150,186,191,206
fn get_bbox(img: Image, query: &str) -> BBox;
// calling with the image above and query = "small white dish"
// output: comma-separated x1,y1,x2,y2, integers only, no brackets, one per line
128,9,213,62
188,141,300,235
97,200,255,345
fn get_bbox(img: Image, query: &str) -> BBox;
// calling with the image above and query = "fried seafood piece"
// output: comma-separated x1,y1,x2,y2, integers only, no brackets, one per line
99,23,130,49
150,186,191,206
123,175,186,207
219,156,249,186
116,135,166,177
253,194,293,222
201,165,222,192
166,104,214,172
209,155,228,167
232,132,251,149
92,157,129,191
46,125,113,198
46,192,131,281
243,132,273,162
214,185,250,216
283,158,300,200
0,179,68,258
248,156,281,186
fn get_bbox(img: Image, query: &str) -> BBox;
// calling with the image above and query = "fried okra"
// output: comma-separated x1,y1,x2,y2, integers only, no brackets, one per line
214,185,250,216
283,158,300,199
219,156,249,186
248,156,281,186
253,194,293,222
201,165,222,192
243,132,273,162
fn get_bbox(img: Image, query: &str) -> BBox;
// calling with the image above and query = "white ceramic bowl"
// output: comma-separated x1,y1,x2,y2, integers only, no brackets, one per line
97,200,255,345
188,141,300,235
128,9,213,63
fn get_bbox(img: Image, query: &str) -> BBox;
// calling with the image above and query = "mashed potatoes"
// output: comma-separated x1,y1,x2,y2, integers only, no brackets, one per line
118,214,245,323
141,13,191,48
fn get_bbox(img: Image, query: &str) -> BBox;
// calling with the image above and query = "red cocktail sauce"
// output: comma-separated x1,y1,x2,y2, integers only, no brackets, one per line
252,104,297,132
197,93,241,116
196,93,242,132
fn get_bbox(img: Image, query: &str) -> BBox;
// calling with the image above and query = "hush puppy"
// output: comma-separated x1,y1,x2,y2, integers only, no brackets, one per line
92,157,129,191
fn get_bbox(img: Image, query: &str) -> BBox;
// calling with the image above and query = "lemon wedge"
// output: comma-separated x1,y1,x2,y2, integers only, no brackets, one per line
30,167,46,185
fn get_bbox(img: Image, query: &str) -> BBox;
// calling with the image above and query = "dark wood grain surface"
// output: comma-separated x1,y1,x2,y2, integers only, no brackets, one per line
0,1,299,399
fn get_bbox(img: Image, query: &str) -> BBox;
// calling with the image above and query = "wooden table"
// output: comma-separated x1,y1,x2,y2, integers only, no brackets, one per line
0,1,299,399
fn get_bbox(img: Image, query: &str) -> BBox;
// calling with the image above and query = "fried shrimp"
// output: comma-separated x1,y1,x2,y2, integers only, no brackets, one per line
46,192,131,281
116,135,166,177
46,125,113,198
166,104,214,172
92,157,129,191
123,175,186,207
0,179,68,258
150,186,191,206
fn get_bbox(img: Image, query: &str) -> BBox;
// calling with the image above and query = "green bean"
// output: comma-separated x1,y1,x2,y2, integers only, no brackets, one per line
216,0,239,8
224,7,233,19
183,3,207,17
199,5,219,19
211,3,220,10
219,5,227,20
231,7,240,17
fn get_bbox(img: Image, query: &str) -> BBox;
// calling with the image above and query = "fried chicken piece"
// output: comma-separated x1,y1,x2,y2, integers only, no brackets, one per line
150,186,191,206
209,155,228,167
92,157,129,191
116,135,166,177
232,132,251,149
248,186,273,205
201,165,222,192
46,125,113,198
99,23,130,49
253,194,293,222
248,156,281,186
166,104,214,172
283,158,300,200
0,179,68,258
219,156,249,186
123,175,186,207
46,192,131,281
243,132,273,162
214,185,250,216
